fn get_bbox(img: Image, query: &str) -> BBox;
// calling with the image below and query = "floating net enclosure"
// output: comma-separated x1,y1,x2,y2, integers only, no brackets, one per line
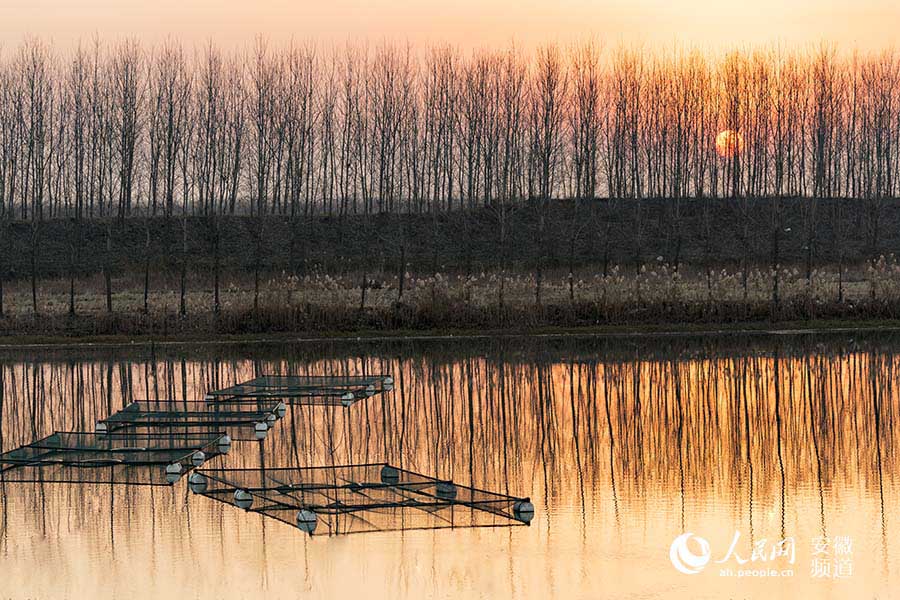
0,431,230,486
206,375,394,407
191,463,534,536
97,400,284,441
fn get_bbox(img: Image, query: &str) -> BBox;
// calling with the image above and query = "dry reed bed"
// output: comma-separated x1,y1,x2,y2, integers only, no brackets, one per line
3,258,900,337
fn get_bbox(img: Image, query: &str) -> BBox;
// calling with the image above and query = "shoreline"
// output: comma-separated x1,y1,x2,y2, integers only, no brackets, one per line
1,317,898,350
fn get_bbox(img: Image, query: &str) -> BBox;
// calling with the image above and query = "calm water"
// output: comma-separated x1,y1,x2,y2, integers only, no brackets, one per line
0,333,897,599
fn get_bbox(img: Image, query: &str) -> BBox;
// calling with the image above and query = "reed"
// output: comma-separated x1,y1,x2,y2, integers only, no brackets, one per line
3,259,900,337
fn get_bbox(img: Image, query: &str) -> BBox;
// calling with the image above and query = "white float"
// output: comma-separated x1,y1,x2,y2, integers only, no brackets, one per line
188,472,208,494
296,509,318,534
234,489,253,509
254,422,268,441
217,435,232,454
165,462,183,484
191,451,206,467
513,500,535,523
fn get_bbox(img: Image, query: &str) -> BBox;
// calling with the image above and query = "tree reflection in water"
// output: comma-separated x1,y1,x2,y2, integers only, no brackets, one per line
0,333,896,598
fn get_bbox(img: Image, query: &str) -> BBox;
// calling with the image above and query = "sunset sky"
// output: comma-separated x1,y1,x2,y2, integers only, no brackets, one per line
1,0,897,51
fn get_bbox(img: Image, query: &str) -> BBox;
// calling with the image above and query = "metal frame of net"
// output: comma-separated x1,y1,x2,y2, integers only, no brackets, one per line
0,371,537,537
191,463,533,536
97,400,284,441
205,375,394,407
0,431,229,486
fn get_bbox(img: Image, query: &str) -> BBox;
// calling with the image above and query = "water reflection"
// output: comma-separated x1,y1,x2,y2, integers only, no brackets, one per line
0,334,897,598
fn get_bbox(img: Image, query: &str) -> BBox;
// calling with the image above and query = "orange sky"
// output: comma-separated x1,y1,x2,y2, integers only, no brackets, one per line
0,0,897,51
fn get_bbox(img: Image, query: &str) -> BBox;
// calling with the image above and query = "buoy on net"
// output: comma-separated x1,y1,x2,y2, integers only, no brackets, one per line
275,402,287,419
296,509,318,534
191,450,206,467
234,489,253,509
340,392,355,408
254,422,269,441
165,462,184,484
436,481,457,500
380,465,400,485
513,500,535,523
217,435,232,454
188,472,208,494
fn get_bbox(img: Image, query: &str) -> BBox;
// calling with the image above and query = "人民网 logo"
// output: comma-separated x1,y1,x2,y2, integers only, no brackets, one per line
669,532,711,575
668,530,807,578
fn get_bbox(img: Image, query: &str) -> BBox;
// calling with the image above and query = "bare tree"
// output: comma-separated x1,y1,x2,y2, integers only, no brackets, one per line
528,44,568,307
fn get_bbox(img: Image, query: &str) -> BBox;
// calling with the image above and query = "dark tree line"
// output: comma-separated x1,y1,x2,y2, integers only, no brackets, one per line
0,38,898,323
0,39,897,222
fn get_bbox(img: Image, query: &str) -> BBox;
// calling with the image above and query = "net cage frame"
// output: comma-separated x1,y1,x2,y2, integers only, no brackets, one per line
97,399,284,441
0,431,228,486
192,462,532,536
205,375,394,407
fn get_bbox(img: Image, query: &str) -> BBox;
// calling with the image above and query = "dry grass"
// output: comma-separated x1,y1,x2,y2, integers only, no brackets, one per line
3,257,900,337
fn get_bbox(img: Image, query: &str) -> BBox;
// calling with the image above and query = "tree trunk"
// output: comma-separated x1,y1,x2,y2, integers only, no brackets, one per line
633,199,642,276
535,201,545,308
568,233,576,304
500,209,506,309
0,222,4,318
835,201,844,305
142,219,150,314
104,223,113,313
289,216,297,281
359,271,368,312
68,221,77,317
253,222,261,314
397,242,406,302
180,217,187,317
771,199,780,317
30,224,39,317
213,218,220,316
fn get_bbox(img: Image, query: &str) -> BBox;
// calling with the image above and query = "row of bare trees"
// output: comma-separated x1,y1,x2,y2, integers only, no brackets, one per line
0,38,899,221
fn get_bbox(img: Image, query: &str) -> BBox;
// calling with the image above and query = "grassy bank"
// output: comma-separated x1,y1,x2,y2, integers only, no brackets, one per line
2,197,900,342
3,259,900,341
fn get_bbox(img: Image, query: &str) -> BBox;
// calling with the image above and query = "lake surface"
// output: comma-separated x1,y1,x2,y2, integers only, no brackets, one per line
0,333,897,599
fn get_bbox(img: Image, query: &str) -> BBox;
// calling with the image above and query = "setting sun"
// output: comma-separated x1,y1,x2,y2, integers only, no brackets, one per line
715,129,744,158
